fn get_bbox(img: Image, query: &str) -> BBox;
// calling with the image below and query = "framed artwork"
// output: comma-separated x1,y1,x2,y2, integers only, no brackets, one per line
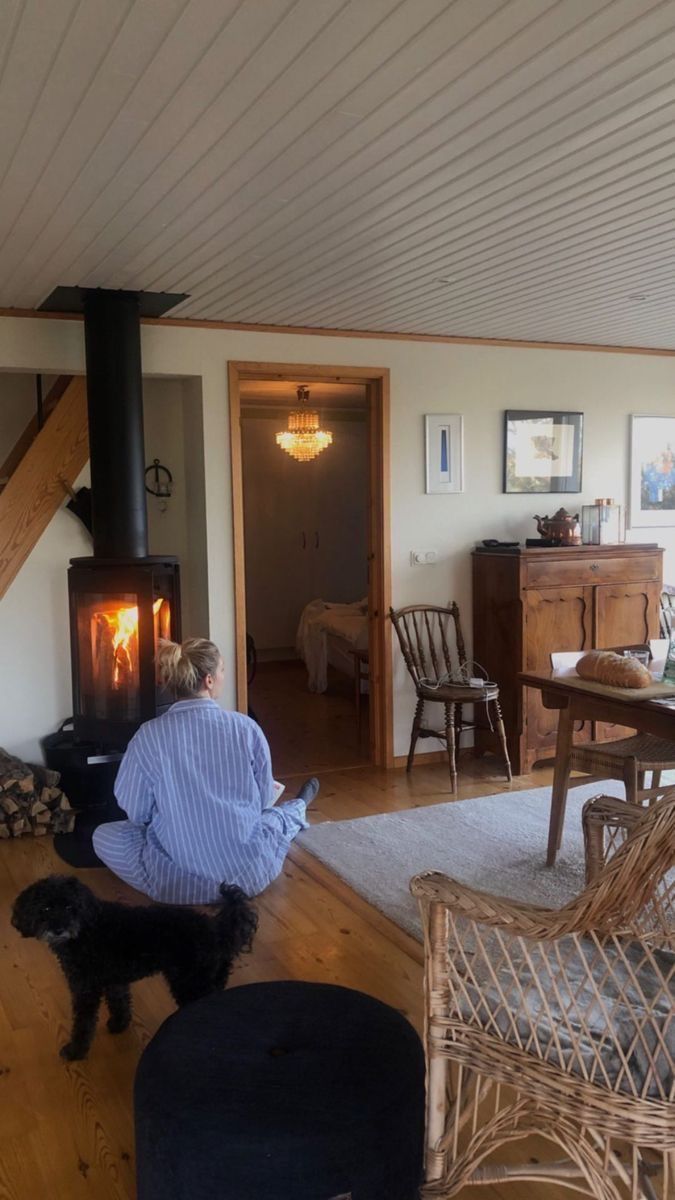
504,410,583,493
425,414,463,494
629,414,675,527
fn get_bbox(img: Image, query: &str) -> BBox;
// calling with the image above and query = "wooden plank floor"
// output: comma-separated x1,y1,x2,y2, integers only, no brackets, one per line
0,752,567,1200
249,658,371,775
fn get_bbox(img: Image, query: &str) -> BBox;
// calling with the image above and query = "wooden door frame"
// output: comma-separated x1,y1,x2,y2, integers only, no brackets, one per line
228,359,393,769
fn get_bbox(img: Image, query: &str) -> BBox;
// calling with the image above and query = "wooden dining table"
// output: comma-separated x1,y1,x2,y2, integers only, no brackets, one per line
519,663,675,866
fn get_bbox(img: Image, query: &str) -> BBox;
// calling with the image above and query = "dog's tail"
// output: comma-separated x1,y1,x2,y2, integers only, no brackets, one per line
215,883,258,958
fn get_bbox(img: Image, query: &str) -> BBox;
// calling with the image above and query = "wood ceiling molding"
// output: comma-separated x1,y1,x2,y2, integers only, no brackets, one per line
3,307,675,358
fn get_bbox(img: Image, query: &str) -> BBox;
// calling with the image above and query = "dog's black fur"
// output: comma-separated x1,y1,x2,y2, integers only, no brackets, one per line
11,875,257,1060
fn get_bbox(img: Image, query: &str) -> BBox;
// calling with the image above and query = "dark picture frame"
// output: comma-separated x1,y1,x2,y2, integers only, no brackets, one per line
504,410,583,494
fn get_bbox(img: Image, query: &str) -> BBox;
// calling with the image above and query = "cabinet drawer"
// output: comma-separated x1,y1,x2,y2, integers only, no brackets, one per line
526,554,661,588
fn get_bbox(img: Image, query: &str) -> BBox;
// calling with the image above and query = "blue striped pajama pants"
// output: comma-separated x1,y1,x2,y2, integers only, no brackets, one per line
92,795,308,903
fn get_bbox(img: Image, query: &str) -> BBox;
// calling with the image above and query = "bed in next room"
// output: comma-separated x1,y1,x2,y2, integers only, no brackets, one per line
296,598,369,694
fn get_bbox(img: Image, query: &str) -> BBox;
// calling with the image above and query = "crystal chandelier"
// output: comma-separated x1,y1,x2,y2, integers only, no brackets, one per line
276,386,333,462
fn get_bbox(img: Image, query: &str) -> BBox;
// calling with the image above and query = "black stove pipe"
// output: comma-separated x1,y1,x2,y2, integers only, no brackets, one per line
83,289,148,559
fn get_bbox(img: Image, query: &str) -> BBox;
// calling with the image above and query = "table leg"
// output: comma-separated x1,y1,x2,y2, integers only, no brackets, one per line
546,703,574,868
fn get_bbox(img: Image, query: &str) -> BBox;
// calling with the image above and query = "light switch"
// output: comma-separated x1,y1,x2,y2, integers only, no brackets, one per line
410,550,438,565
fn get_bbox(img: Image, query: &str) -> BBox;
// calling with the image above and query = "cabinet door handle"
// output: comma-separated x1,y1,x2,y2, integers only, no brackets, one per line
301,532,306,549
314,530,319,549
590,563,599,572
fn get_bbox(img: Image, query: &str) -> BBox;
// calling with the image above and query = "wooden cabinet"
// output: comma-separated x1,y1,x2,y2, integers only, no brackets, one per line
472,545,663,773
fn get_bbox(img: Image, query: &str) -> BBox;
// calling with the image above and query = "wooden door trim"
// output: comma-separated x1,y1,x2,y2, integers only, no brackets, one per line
228,360,393,769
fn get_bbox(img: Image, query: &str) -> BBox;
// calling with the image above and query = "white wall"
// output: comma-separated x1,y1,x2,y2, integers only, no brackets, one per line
180,377,210,638
0,465,91,762
144,378,188,565
1,313,674,762
0,374,64,464
143,375,209,639
0,372,36,462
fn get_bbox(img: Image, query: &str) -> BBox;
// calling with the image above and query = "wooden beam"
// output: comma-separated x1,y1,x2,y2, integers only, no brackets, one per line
0,377,88,600
0,376,72,487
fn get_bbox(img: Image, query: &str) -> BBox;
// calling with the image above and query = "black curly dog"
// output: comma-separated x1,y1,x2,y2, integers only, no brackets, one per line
11,875,258,1060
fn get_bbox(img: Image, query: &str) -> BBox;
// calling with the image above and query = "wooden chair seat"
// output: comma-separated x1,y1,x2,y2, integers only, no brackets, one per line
417,681,499,703
570,733,675,770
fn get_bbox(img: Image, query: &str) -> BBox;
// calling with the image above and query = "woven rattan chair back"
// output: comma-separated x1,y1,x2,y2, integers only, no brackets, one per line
583,793,675,946
412,790,675,1199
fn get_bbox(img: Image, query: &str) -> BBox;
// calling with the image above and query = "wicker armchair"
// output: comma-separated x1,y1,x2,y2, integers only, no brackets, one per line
411,791,675,1199
389,603,511,792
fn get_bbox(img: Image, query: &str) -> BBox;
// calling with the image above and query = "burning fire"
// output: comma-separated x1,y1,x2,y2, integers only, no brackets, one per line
94,598,166,690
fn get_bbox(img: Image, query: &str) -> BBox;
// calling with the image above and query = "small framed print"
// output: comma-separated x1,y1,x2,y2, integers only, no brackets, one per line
629,414,675,527
504,410,583,494
425,414,463,494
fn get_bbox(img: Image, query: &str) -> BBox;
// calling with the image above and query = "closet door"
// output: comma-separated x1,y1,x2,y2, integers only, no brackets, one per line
310,418,369,603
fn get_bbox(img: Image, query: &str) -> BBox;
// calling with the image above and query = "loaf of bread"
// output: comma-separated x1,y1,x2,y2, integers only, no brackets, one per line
576,650,651,689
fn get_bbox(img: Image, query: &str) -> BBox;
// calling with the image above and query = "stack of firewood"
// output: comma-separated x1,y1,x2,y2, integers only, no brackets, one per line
0,748,75,838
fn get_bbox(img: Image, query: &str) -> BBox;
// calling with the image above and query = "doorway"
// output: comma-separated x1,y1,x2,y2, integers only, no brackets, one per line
229,361,392,772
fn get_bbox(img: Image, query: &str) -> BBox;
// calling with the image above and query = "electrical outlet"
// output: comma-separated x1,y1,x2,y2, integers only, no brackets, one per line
410,550,438,566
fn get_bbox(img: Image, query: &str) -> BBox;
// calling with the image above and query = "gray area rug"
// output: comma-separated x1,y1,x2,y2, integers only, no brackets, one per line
298,781,628,942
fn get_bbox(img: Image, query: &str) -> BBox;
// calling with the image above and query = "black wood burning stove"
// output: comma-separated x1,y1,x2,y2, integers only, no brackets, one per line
38,286,187,858
64,288,183,750
68,555,180,749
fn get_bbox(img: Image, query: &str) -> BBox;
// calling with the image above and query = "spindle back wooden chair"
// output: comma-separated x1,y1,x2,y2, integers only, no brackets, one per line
389,603,511,792
411,790,675,1199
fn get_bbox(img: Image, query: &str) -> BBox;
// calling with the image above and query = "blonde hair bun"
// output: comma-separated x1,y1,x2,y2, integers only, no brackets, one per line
156,637,220,698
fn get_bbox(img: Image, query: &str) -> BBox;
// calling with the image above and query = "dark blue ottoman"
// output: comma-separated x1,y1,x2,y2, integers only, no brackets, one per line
135,981,424,1200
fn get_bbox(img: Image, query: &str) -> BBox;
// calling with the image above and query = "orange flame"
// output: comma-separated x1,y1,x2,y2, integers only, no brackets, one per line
95,598,165,690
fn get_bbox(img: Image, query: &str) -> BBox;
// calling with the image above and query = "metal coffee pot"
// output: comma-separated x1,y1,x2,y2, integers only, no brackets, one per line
533,507,582,545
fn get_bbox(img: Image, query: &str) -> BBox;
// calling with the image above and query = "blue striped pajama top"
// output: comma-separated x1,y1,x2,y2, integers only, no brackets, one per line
93,699,308,902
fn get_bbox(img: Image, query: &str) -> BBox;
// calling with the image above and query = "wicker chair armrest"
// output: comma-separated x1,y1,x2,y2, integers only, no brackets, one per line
413,793,675,939
583,794,645,831
582,794,645,884
411,871,584,939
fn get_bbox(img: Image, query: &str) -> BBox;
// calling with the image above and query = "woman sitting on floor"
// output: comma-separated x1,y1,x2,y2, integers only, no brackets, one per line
93,637,319,903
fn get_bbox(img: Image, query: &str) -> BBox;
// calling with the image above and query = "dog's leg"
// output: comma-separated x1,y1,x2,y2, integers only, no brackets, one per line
105,984,132,1034
212,962,232,991
164,968,214,1008
61,988,102,1060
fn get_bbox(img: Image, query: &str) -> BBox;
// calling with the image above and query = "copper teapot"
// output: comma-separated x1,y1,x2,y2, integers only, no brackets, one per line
533,507,581,546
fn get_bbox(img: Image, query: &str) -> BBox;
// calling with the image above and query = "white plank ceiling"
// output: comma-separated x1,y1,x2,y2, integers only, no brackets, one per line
2,0,675,347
